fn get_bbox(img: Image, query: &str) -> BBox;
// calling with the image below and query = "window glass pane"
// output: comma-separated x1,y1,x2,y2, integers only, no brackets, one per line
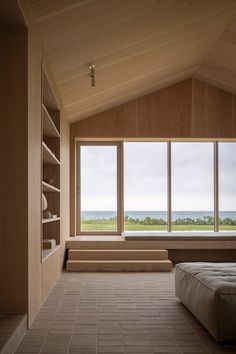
171,142,214,231
80,145,117,232
124,142,167,231
219,143,236,231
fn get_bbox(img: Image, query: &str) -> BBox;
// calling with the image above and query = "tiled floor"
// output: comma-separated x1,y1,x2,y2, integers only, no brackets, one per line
15,271,236,354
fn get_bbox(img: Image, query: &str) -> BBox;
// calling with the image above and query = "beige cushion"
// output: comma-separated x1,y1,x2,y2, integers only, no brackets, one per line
175,262,236,342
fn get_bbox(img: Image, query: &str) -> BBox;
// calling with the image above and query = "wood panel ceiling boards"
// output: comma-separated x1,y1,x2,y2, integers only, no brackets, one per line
30,0,236,122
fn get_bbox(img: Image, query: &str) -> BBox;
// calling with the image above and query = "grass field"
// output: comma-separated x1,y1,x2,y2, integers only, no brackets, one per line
81,221,236,232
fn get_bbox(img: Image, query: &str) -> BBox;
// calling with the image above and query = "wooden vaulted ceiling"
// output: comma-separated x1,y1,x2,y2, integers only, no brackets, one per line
29,0,236,122
196,17,236,94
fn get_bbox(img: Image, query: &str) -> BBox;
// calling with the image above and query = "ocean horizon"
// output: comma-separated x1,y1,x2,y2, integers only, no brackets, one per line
81,211,236,221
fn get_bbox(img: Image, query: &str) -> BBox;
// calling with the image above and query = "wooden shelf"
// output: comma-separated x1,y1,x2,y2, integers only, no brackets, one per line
42,104,60,138
42,67,59,110
42,245,61,262
42,181,60,193
42,217,60,224
42,141,60,165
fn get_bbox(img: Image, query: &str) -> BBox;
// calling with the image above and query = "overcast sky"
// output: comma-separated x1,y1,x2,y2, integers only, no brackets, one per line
80,142,236,212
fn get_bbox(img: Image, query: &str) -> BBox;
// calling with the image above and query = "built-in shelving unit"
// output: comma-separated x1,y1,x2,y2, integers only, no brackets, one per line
42,245,61,262
42,103,60,138
41,66,61,261
42,217,60,224
42,181,60,193
42,141,60,165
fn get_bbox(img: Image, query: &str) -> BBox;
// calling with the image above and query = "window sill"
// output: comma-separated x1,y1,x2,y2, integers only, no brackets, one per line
123,231,236,241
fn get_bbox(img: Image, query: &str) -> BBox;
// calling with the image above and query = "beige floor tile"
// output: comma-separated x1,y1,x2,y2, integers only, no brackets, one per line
40,345,69,354
14,271,236,354
69,345,96,353
125,345,154,353
44,334,71,346
97,345,125,353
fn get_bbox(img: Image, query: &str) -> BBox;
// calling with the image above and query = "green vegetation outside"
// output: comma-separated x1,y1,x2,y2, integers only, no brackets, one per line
81,216,236,232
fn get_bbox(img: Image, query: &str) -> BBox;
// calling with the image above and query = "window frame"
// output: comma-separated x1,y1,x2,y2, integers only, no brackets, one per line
76,141,123,235
218,141,236,232
75,139,236,235
123,141,169,232
170,141,215,232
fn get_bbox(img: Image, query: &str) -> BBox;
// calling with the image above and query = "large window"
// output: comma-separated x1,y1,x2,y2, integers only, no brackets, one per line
219,143,236,231
76,141,236,234
172,143,214,231
124,142,167,231
78,143,120,233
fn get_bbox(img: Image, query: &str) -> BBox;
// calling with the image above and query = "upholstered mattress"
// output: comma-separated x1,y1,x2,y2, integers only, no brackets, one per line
175,262,236,342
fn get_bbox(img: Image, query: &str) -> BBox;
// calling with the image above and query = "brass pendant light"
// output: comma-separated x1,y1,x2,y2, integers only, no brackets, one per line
89,64,95,87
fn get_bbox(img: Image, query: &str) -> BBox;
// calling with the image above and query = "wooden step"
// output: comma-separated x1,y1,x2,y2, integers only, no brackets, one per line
66,238,172,250
68,249,168,260
66,260,172,272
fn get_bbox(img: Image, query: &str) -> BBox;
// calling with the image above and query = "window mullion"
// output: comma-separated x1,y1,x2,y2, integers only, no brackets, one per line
214,141,219,232
119,141,124,235
167,142,172,232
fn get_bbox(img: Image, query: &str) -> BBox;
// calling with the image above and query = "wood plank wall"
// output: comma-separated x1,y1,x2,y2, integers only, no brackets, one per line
0,25,28,313
0,1,70,325
192,79,236,137
27,4,43,321
169,249,236,263
70,78,236,235
71,78,236,139
21,0,70,325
